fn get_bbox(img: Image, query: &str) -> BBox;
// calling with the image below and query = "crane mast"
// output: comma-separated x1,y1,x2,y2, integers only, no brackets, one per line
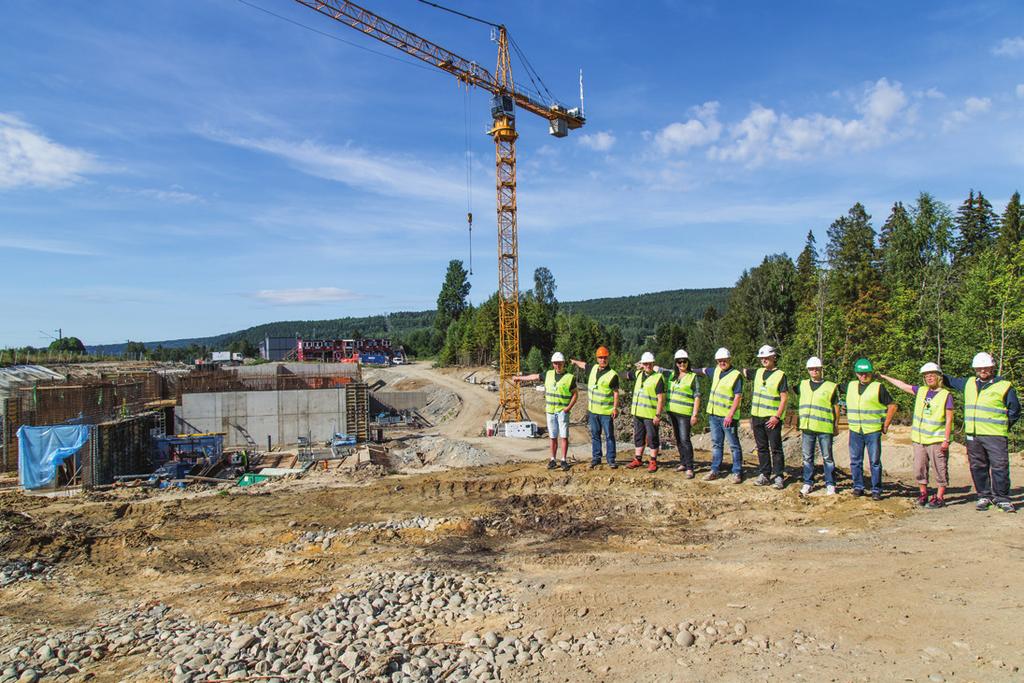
290,0,584,424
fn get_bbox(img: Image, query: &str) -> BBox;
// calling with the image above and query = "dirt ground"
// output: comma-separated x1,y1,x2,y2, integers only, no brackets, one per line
1,363,1023,682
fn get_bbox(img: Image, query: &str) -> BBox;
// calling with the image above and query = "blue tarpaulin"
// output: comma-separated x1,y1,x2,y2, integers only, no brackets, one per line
16,425,89,490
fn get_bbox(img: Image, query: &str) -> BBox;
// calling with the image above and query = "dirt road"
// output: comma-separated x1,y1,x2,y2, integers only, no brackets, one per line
0,364,1022,682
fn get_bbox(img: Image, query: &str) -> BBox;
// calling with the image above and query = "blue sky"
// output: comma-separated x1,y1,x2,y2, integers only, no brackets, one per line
2,1,1023,347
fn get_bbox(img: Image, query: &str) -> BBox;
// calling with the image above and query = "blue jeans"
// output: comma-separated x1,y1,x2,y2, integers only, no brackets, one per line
588,413,616,464
708,414,743,474
849,430,882,493
801,432,835,486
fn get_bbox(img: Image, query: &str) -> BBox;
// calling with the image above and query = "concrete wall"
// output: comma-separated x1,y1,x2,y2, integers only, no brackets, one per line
180,388,349,447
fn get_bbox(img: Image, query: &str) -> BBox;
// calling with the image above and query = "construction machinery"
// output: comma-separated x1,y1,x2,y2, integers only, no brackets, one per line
290,0,585,424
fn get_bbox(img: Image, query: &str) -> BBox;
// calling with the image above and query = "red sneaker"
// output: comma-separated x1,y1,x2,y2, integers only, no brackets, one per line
626,458,643,469
647,459,658,473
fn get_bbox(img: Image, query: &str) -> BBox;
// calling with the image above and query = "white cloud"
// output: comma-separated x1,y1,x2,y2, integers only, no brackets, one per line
707,78,910,166
578,131,616,152
201,129,463,201
992,36,1024,57
252,287,364,305
655,102,722,153
916,87,945,100
943,96,992,131
0,114,101,189
112,185,202,204
0,236,99,256
1017,84,1024,99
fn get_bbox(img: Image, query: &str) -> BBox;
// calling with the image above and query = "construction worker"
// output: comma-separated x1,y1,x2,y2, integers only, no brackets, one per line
797,357,839,495
513,352,577,471
880,363,954,509
695,348,744,483
741,345,789,487
846,358,898,500
942,352,1020,513
570,347,620,468
664,349,701,478
627,351,666,472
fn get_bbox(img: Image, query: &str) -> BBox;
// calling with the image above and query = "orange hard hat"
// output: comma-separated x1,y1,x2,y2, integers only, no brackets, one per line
595,346,610,358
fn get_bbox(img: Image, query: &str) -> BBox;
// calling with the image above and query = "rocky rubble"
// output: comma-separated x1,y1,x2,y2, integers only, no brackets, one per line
0,560,52,588
0,570,522,683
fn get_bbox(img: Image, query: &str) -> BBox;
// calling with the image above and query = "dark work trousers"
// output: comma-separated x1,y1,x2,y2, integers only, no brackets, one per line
669,413,694,470
967,435,1011,503
751,416,784,478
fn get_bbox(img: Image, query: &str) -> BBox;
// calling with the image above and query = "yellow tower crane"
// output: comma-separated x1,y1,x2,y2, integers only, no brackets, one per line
291,0,585,423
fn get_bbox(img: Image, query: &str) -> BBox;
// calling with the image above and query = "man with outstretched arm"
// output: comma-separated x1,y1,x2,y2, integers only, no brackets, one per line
569,346,620,468
694,348,745,483
846,358,898,500
880,363,954,508
513,352,578,471
940,352,1020,513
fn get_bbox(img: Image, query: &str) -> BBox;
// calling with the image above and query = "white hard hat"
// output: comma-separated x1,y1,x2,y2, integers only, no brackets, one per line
640,351,656,364
972,352,995,368
551,352,566,363
757,344,776,358
714,347,731,360
919,362,941,374
673,349,689,360
806,356,823,369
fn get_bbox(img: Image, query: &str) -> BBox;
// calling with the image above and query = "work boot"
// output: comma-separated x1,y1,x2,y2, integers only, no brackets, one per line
754,474,770,486
870,491,882,501
626,457,643,469
851,488,864,498
684,469,695,479
800,484,811,496
730,473,743,484
773,476,784,490
996,501,1016,513
589,461,600,469
975,497,992,511
546,460,557,470
647,459,658,473
703,471,719,481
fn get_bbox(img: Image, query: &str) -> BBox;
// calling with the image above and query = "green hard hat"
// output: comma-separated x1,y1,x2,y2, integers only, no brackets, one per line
853,357,874,373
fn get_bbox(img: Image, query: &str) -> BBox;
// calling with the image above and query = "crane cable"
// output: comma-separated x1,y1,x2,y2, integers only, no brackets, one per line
464,85,473,276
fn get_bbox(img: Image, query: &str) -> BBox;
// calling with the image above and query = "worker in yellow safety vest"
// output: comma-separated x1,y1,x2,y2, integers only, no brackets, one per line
627,352,666,472
940,352,1020,513
739,345,789,488
570,346,621,468
880,363,954,509
845,358,898,501
797,356,840,496
693,348,745,483
513,352,578,471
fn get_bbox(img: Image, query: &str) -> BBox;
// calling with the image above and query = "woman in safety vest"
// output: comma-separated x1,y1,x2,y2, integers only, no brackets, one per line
627,352,666,472
880,364,954,508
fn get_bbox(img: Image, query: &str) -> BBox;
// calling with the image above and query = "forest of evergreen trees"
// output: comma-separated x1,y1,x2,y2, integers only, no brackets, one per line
434,188,1023,443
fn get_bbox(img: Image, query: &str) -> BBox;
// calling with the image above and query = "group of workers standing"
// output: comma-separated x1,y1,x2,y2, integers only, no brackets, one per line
514,346,1020,512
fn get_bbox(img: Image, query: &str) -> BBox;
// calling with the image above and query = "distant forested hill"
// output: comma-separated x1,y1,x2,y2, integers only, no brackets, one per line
86,288,729,355
560,288,730,337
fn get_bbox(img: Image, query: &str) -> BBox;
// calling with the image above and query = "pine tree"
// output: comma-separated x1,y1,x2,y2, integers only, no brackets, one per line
954,189,998,261
996,191,1022,259
794,230,819,305
435,260,471,333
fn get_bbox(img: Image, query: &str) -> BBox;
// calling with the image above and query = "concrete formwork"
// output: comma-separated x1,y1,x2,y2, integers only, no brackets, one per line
180,387,362,447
